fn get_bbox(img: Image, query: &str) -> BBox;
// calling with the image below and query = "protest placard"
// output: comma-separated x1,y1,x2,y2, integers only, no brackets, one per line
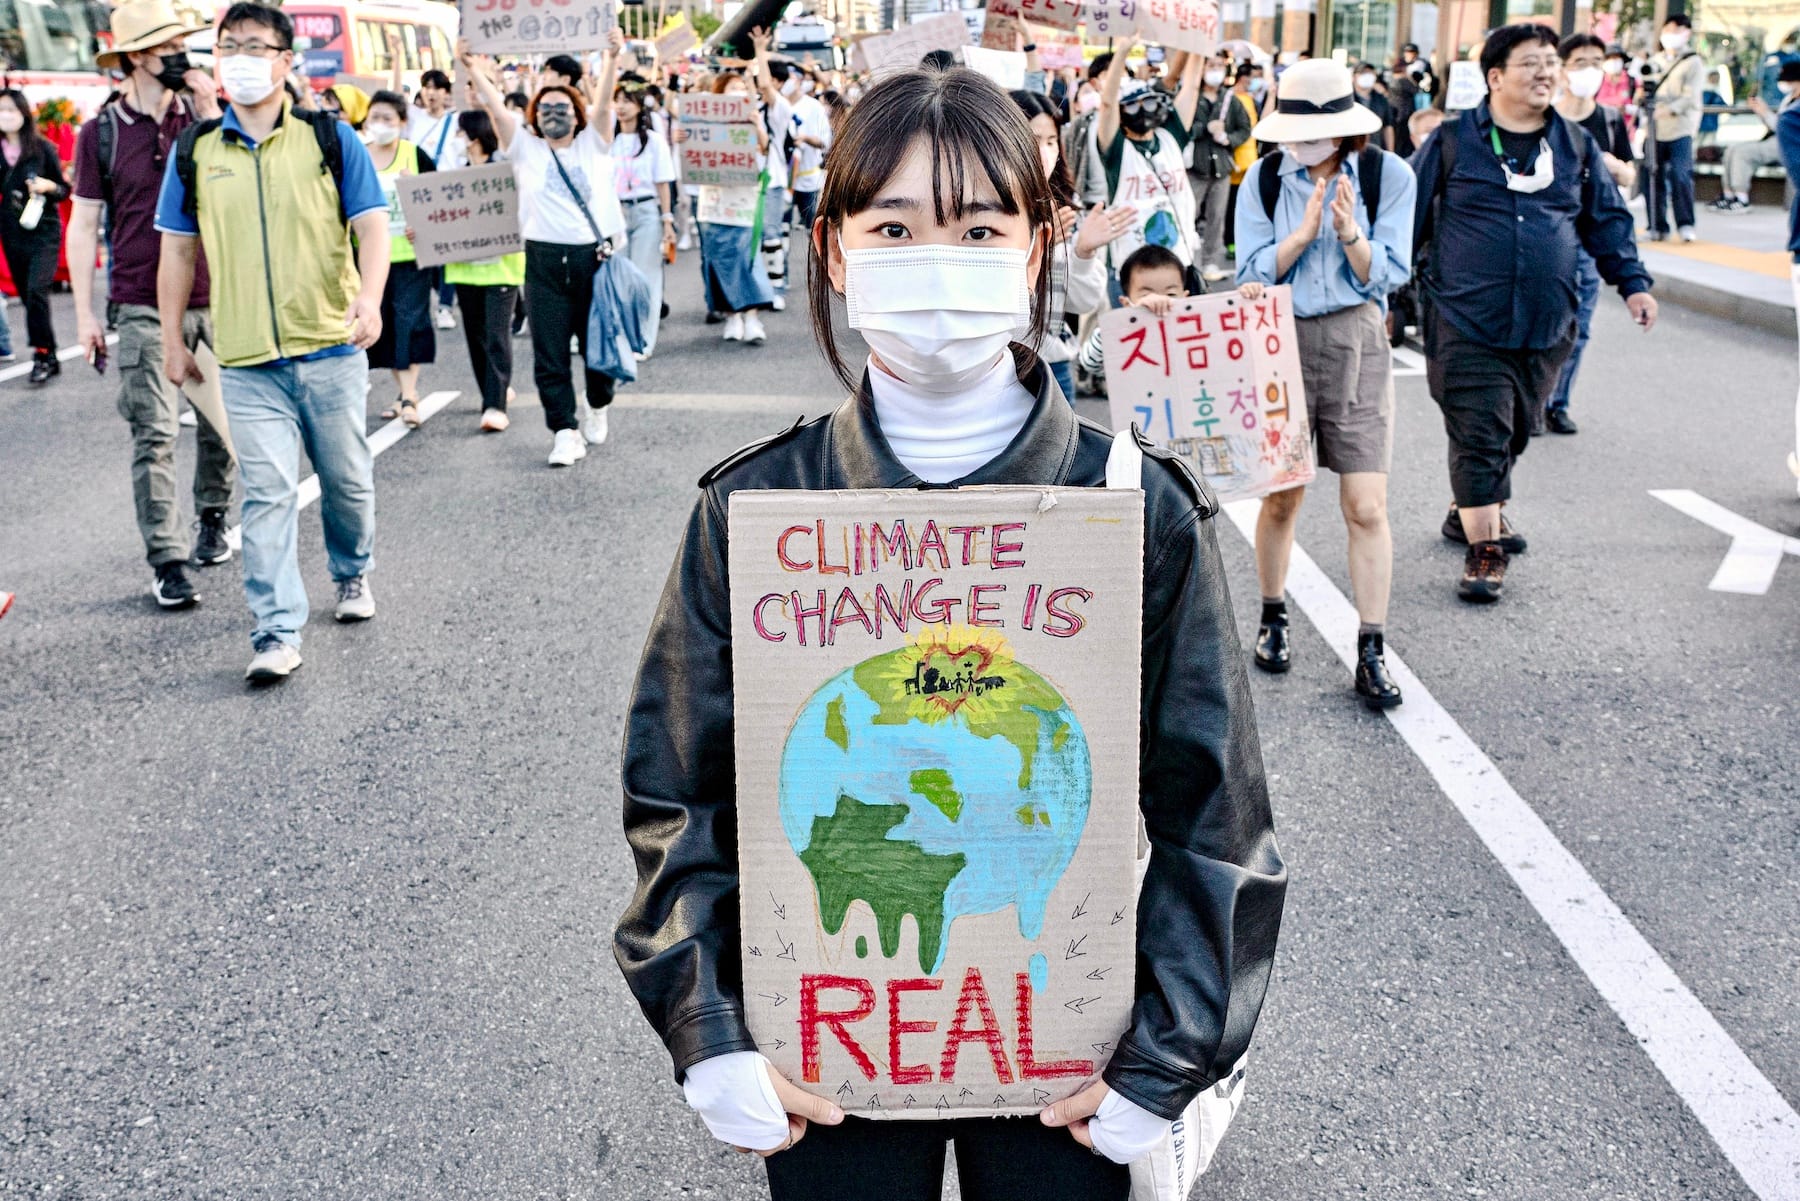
1102,286,1315,502
729,486,1143,1119
980,0,1024,50
394,162,522,268
852,11,970,73
1036,31,1087,70
679,94,763,187
655,14,699,60
1016,0,1083,32
1445,59,1486,110
461,0,615,57
962,44,1027,89
1083,0,1220,53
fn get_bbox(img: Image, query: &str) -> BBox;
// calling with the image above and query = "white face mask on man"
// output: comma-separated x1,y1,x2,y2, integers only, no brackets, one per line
1203,69,1226,87
1284,138,1338,167
218,53,280,106
842,239,1033,393
1565,66,1604,98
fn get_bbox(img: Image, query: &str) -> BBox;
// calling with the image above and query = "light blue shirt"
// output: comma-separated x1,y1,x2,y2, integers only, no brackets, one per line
1233,149,1417,318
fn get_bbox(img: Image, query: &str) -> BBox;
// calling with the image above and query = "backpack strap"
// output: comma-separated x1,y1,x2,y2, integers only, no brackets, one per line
174,116,223,220
93,105,118,209
1358,144,1383,228
292,106,348,223
1255,151,1283,219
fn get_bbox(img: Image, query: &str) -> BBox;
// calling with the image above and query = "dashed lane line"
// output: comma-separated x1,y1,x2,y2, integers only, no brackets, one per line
1221,498,1800,1201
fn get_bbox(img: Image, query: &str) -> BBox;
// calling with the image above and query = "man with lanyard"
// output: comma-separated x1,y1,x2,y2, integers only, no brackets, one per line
67,0,233,612
1095,36,1205,282
155,1,391,682
401,65,464,328
1411,24,1655,604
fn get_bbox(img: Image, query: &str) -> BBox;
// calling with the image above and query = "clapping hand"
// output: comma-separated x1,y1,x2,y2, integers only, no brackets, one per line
1295,176,1327,242
1329,174,1358,240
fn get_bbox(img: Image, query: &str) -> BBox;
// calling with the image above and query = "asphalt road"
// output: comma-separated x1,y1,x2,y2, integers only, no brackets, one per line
1,255,1796,1201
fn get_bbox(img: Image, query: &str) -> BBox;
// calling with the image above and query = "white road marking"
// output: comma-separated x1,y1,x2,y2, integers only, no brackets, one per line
1390,344,1426,377
1222,498,1800,1201
222,390,459,552
1649,489,1800,595
0,335,119,384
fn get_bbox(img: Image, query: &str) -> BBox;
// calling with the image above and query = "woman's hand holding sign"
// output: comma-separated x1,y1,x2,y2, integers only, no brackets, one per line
683,1051,845,1157
1040,1080,1172,1165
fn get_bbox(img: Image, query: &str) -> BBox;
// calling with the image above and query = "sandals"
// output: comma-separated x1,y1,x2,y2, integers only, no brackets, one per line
381,395,422,427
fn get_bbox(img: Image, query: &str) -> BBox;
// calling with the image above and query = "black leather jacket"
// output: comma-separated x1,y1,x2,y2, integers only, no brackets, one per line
614,362,1288,1121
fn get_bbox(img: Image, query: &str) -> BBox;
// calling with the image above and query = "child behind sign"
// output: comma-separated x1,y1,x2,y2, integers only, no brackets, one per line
1076,244,1264,377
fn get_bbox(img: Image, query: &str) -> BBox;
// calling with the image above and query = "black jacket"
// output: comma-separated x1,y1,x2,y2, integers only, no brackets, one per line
1,138,69,243
613,362,1288,1121
1189,89,1252,180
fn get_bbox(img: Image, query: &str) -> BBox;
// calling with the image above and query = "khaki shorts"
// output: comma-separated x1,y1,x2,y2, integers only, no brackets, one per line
1294,301,1395,476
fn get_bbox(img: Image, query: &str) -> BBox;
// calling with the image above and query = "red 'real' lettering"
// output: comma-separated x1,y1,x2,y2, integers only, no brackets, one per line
887,978,942,1085
800,975,877,1084
1015,973,1094,1080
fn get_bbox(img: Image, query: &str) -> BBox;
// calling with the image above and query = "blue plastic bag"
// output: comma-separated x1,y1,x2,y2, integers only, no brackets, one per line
585,249,653,383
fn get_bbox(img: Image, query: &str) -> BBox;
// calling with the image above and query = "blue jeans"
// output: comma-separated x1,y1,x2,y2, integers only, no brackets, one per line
1547,254,1601,413
222,349,375,649
621,197,666,355
1050,358,1076,404
1650,136,1696,233
0,298,12,356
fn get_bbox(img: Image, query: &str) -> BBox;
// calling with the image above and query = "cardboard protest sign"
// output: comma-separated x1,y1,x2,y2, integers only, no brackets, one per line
1445,60,1486,110
962,44,1027,90
980,0,1024,50
679,94,762,187
852,12,970,73
655,14,699,60
729,487,1143,1119
1036,31,1087,71
394,162,522,268
1102,286,1315,502
1083,0,1220,53
1016,0,1083,32
461,0,615,57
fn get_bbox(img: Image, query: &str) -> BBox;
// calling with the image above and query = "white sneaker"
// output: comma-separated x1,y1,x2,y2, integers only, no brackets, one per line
743,312,767,345
480,408,510,433
771,295,787,312
723,312,745,342
245,636,302,682
1201,264,1229,282
677,232,692,251
434,307,457,330
179,407,198,427
582,404,610,446
1678,225,1697,243
333,576,375,622
548,428,587,466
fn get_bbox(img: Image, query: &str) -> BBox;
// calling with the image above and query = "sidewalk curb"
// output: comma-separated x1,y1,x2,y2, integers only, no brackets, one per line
1653,271,1795,337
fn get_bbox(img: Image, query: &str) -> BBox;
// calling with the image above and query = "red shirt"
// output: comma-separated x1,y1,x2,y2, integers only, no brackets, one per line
73,94,210,309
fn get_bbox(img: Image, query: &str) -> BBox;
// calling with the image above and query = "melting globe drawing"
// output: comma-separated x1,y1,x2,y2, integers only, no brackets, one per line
777,628,1092,976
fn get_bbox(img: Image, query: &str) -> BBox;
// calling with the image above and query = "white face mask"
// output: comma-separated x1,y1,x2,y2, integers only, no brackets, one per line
1285,137,1338,167
0,109,22,134
782,76,800,97
218,53,279,106
1603,59,1624,76
1499,139,1555,194
1565,66,1604,98
1782,81,1797,97
1660,30,1690,52
365,122,400,145
1203,69,1226,87
1355,72,1377,90
842,240,1032,393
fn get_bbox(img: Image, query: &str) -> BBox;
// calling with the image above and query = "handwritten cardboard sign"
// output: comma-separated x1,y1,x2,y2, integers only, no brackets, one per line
1083,0,1220,54
461,0,615,57
729,487,1143,1119
1445,60,1486,111
394,162,522,268
1037,32,1088,71
1102,287,1316,502
1017,0,1083,32
655,14,698,60
852,12,970,74
680,94,762,187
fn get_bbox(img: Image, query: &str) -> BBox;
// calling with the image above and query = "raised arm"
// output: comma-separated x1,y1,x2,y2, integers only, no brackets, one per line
1173,45,1204,130
387,26,405,94
459,40,517,149
1095,35,1138,151
748,26,782,108
586,26,625,148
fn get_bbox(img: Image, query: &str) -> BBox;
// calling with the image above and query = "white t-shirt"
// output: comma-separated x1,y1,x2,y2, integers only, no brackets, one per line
407,107,465,169
506,124,627,245
613,128,677,202
762,95,793,191
788,94,830,193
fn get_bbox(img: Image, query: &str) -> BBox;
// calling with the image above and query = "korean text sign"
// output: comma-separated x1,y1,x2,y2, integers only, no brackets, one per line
394,163,522,269
728,487,1143,1119
461,0,616,57
1102,287,1316,502
1083,0,1220,54
680,94,762,187
852,12,971,73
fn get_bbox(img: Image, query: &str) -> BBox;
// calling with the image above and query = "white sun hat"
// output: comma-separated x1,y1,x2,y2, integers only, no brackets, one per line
1250,59,1384,144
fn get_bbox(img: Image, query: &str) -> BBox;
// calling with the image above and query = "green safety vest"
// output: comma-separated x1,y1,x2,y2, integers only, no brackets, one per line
443,251,525,287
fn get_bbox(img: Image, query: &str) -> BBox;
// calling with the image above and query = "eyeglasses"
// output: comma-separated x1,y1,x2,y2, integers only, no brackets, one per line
1506,56,1558,74
1120,95,1171,115
537,102,574,115
216,39,288,56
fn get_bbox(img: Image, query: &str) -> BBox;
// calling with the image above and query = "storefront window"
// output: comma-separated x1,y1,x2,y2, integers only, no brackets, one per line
1330,0,1397,64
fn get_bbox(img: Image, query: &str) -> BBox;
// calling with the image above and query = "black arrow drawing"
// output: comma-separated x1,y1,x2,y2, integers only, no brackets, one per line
993,1094,1008,1106
837,1081,855,1099
1063,995,1101,1015
957,1088,975,1100
867,1095,882,1111
747,946,762,957
1091,1041,1114,1056
1111,908,1127,925
1071,891,1090,920
935,1096,949,1113
1033,1089,1052,1106
775,932,796,962
1084,967,1110,981
903,1095,917,1108
771,891,786,921
1064,934,1088,959
758,992,788,1008
768,1038,786,1051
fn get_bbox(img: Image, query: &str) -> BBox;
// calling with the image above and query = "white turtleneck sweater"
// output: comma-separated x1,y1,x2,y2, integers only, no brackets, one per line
866,353,1037,483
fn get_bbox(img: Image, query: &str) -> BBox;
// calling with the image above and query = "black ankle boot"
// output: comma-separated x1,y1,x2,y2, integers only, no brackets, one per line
1254,618,1291,673
1354,633,1403,709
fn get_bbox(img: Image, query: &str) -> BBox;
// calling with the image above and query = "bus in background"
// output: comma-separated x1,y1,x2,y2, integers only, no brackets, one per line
0,0,118,117
285,0,460,95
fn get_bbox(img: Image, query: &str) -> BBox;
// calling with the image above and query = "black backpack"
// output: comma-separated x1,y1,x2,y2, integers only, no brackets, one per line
1255,144,1387,229
173,105,347,222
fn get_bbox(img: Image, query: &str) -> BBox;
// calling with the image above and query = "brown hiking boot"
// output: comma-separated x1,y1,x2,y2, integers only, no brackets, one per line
1458,541,1508,603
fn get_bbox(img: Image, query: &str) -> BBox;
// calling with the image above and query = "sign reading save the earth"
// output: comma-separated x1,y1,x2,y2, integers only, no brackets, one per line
728,487,1143,1117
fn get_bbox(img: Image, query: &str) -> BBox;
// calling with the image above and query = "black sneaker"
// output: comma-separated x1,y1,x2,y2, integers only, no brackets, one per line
27,351,59,385
1544,408,1578,435
1441,505,1528,555
192,508,232,565
152,561,199,609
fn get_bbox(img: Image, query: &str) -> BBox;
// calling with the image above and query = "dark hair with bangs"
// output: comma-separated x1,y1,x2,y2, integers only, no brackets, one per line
1480,24,1557,77
1010,89,1076,209
367,89,409,124
807,67,1056,393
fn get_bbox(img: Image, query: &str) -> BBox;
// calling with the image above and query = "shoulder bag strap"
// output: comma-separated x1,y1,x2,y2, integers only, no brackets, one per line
547,143,611,255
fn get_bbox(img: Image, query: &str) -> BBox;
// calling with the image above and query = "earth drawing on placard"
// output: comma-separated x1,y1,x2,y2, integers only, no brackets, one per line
777,627,1092,976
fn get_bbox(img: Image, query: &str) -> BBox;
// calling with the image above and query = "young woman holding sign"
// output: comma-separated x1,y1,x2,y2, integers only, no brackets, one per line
362,90,438,429
462,32,627,468
615,65,1286,1201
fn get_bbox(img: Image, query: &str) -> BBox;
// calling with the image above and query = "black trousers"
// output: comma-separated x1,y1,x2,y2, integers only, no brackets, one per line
454,283,516,412
522,239,614,432
1426,311,1574,508
2,227,60,352
764,1116,1128,1201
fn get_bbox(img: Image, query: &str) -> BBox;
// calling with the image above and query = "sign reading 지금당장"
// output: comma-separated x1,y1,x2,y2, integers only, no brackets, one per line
461,0,616,57
729,487,1144,1119
1102,286,1315,503
394,162,522,269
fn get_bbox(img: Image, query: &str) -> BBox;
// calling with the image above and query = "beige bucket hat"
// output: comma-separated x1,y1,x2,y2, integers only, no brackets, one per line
1250,59,1384,144
97,0,212,69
